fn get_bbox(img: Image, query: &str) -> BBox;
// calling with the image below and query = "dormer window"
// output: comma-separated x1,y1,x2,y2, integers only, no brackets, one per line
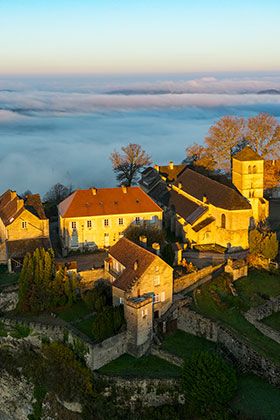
21,221,27,229
134,260,138,271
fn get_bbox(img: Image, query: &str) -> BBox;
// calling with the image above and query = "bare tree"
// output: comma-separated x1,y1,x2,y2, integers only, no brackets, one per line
44,183,72,205
246,113,280,158
110,143,152,186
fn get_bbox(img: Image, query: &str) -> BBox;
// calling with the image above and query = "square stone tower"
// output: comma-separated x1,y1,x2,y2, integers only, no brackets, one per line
232,146,269,223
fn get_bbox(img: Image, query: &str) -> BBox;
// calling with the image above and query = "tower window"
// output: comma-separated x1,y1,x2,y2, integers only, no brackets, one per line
253,165,257,174
248,165,252,174
221,214,226,229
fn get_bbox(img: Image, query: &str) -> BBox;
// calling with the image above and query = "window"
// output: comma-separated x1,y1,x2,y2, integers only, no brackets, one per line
135,216,141,225
253,165,257,174
154,275,160,286
118,218,124,225
21,221,27,229
154,294,160,303
248,165,252,174
118,232,124,238
104,219,109,227
142,308,148,318
71,221,76,229
120,297,124,305
221,214,226,229
87,220,92,228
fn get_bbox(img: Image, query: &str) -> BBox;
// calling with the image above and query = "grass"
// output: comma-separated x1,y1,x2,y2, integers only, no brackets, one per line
0,272,19,288
262,312,280,332
98,353,182,378
193,272,280,365
232,374,280,419
162,330,217,360
55,300,92,322
74,315,96,340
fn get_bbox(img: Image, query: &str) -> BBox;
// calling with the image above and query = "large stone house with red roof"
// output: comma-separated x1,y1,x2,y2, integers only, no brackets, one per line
140,147,269,251
105,237,173,355
0,190,50,267
58,186,162,251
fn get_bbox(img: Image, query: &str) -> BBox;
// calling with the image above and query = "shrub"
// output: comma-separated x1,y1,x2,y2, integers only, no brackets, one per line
92,305,125,342
182,351,237,418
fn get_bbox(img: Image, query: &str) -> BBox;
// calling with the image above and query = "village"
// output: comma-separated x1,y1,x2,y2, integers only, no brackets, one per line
0,143,280,419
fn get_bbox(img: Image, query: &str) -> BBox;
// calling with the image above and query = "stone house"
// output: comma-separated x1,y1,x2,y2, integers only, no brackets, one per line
0,190,50,268
58,186,162,252
140,147,269,252
105,237,173,356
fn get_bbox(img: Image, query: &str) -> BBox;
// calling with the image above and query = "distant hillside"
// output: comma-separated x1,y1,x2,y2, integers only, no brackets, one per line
257,89,280,95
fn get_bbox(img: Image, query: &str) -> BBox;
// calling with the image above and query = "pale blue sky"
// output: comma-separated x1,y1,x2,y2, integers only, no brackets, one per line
0,0,280,74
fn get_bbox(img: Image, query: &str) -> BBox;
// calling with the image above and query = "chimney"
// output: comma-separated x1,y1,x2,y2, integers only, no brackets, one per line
121,185,127,193
154,164,159,172
91,187,97,195
152,242,161,256
169,161,174,170
203,194,208,204
178,182,182,190
134,260,138,271
139,235,147,248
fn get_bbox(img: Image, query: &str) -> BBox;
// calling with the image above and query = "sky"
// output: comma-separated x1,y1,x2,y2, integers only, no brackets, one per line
1,0,280,74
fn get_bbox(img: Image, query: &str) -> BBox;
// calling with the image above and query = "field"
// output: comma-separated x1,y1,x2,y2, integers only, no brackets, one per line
262,311,280,332
192,270,280,364
98,353,181,378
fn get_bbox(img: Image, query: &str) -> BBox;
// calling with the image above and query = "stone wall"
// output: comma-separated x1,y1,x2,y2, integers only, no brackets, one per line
94,373,183,407
0,285,19,313
178,306,280,386
86,331,127,370
244,296,280,344
173,264,223,294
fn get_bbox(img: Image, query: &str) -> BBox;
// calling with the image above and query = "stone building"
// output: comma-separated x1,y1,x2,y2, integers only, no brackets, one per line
140,147,269,252
0,190,50,268
58,186,162,252
105,237,173,355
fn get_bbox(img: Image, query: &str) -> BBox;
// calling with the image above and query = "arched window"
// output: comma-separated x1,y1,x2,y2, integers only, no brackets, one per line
253,165,257,174
221,214,226,229
248,165,252,174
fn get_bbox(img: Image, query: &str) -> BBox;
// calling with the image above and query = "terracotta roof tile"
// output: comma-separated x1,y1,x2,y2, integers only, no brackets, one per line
175,169,251,210
58,186,162,218
109,237,159,291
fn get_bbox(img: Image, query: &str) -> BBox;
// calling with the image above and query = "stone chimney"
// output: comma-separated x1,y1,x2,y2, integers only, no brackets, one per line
91,187,97,195
121,185,127,193
139,235,147,248
152,242,161,256
169,161,174,170
154,164,159,172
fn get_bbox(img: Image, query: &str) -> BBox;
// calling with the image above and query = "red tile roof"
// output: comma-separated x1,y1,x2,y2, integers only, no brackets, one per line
110,237,167,292
58,186,162,218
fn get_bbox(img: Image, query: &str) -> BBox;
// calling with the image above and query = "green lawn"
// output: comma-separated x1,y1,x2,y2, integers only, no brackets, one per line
0,272,19,288
232,374,280,419
74,315,96,340
162,330,217,360
55,300,93,322
193,272,280,365
235,269,280,308
98,354,182,378
262,312,280,332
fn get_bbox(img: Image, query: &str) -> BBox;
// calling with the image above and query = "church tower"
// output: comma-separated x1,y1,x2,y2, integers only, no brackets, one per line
232,146,269,223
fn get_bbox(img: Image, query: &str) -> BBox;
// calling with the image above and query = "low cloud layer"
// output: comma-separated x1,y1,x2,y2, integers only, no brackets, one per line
0,73,280,195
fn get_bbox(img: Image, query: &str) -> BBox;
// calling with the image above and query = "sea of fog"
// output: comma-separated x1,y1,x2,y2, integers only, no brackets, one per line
0,73,280,196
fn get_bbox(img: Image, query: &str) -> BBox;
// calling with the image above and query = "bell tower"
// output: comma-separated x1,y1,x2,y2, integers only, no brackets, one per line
232,146,268,223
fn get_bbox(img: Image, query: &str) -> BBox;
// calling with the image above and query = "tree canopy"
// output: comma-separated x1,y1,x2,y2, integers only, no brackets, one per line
44,183,72,205
186,113,280,188
110,143,151,186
